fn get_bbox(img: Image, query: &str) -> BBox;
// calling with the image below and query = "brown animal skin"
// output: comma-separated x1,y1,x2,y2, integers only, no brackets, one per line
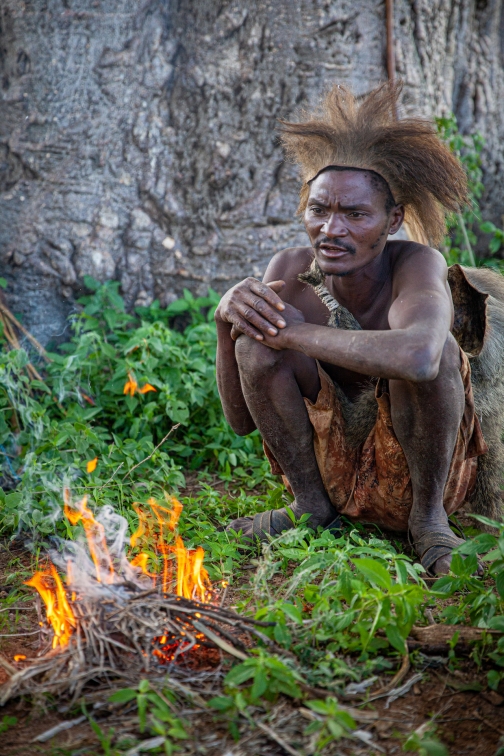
453,265,504,522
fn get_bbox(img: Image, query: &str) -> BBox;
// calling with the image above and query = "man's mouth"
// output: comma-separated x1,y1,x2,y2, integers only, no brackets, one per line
315,237,356,257
318,245,354,258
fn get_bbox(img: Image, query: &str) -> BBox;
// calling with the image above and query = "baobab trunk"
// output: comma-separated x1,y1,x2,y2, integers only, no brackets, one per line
1,0,503,342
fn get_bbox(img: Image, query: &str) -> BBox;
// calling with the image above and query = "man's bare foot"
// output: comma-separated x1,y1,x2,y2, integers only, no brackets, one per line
408,506,483,576
227,500,339,539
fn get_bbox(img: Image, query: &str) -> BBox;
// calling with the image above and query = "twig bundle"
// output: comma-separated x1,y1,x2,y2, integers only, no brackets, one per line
0,586,272,705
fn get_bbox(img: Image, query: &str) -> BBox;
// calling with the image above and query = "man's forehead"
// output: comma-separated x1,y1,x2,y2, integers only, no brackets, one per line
308,170,376,202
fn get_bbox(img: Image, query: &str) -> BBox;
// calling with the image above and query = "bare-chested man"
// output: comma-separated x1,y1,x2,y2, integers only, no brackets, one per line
214,82,488,576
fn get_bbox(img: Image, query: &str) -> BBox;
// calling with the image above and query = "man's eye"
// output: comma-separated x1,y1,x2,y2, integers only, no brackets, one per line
348,212,365,218
310,206,325,214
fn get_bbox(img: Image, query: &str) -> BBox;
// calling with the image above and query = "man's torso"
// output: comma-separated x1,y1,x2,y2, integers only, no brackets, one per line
264,240,454,399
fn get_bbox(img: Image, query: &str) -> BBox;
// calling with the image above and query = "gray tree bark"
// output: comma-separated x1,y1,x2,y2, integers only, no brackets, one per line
1,0,503,343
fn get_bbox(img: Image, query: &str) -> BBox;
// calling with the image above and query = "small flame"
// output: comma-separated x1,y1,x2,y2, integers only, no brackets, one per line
13,655,26,662
25,564,76,648
64,492,115,584
25,493,213,657
138,383,157,394
130,497,212,602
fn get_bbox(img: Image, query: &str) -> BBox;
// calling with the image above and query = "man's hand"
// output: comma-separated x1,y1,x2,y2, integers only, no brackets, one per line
253,301,306,349
215,277,288,341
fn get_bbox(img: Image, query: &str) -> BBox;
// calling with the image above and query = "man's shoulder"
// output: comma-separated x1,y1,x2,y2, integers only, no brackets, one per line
388,239,448,275
264,246,314,282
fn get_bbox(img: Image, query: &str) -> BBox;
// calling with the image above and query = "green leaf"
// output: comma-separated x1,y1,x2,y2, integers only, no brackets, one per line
224,663,256,687
385,624,407,653
0,278,7,290
281,602,303,624
108,688,137,704
488,616,504,632
487,669,502,691
480,221,497,233
208,696,235,712
352,558,392,590
496,571,504,599
250,668,268,700
489,237,502,254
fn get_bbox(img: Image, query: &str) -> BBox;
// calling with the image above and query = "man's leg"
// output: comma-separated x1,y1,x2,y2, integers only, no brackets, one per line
389,334,472,575
229,335,336,534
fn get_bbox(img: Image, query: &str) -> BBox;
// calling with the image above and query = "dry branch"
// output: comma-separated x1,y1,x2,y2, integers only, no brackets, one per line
0,589,272,705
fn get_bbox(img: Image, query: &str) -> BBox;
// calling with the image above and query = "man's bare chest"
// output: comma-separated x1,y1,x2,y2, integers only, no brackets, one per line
294,281,393,396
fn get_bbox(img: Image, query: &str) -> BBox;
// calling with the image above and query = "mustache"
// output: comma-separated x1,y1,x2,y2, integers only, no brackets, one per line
314,236,356,255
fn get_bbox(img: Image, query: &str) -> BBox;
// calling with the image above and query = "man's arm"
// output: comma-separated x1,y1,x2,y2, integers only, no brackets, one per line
260,247,452,382
215,278,287,435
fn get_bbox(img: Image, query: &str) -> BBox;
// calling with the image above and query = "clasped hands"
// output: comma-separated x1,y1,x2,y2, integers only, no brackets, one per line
215,277,305,349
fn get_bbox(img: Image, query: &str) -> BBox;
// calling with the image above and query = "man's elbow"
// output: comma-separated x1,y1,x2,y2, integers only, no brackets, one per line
404,345,441,382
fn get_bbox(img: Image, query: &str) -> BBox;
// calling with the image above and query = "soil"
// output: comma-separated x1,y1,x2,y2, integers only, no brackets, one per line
0,526,503,756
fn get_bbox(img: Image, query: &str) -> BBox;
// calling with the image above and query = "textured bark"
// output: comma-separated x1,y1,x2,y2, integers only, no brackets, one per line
1,0,503,342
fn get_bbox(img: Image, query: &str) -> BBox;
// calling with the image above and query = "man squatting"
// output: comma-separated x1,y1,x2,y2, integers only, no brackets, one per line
214,82,500,577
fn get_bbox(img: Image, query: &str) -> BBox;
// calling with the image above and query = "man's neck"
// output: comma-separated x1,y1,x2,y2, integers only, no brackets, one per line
325,244,391,315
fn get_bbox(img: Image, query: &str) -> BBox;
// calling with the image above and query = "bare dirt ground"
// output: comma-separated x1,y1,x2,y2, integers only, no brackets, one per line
0,538,503,756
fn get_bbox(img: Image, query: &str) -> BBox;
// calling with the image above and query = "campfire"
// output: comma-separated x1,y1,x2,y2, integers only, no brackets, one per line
0,491,270,704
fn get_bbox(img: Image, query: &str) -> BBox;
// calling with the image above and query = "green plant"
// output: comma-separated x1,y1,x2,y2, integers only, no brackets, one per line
0,715,17,734
245,524,425,690
436,115,504,270
109,679,187,755
0,279,273,548
223,648,304,703
303,697,356,752
403,720,448,756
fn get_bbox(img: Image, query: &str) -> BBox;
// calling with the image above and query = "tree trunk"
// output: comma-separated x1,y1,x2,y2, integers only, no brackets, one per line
1,0,503,343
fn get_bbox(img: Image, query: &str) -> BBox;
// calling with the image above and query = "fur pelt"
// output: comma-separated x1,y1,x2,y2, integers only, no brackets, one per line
451,265,504,521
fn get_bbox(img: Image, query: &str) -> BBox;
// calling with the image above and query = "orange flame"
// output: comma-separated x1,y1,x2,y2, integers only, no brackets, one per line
25,493,212,655
130,497,212,602
25,564,76,648
138,383,157,394
63,491,114,584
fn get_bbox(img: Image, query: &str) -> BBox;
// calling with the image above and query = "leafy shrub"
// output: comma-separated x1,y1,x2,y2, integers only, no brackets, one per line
0,279,271,537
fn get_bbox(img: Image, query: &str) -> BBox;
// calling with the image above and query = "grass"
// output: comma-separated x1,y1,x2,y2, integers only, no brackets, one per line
1,116,504,754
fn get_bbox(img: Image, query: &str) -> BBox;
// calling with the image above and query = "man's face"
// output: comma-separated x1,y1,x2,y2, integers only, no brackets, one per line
303,169,403,277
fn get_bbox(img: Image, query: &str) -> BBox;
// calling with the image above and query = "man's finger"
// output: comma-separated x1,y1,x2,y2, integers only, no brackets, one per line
243,293,287,328
235,302,281,336
266,280,286,294
229,314,264,341
250,280,286,311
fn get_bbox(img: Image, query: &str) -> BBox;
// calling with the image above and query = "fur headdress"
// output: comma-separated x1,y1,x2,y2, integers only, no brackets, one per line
279,81,468,248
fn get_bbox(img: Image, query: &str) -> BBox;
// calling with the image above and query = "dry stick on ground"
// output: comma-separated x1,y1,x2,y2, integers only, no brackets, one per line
122,424,181,481
0,302,51,362
0,590,273,705
255,721,305,756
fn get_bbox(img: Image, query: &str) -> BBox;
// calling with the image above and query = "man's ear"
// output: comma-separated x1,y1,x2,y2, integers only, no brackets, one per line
388,204,405,236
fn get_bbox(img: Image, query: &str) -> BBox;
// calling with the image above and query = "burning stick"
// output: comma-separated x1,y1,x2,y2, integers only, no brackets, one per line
0,492,274,705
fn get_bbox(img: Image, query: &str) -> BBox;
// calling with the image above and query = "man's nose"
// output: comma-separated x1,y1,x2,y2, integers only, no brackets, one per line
322,213,347,236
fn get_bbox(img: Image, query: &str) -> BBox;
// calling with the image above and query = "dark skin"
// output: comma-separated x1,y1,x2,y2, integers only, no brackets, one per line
215,169,474,575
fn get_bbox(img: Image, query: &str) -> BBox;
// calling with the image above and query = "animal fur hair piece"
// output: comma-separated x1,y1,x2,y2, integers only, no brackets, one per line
279,81,468,248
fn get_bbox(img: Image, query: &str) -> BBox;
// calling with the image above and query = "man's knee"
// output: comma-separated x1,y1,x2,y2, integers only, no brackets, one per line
439,333,462,375
235,334,284,373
